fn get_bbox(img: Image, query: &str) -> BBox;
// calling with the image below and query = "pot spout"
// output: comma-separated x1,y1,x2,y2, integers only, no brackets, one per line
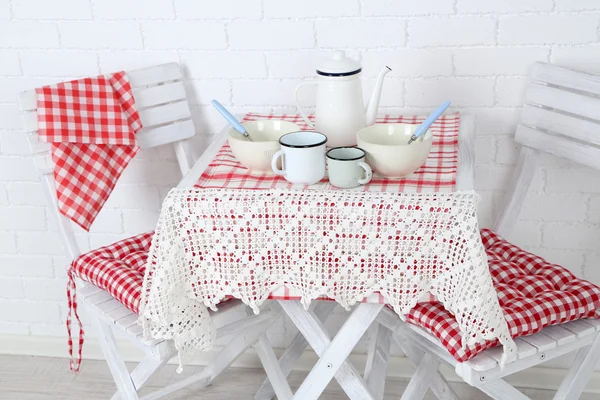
365,66,392,126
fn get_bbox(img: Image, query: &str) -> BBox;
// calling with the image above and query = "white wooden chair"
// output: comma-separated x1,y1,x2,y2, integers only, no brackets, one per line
373,62,600,400
18,63,282,400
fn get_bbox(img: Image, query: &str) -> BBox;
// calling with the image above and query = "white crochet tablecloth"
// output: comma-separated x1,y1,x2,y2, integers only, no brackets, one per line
140,188,516,369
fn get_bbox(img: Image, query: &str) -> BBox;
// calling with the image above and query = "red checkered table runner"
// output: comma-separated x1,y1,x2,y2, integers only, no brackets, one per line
194,112,460,303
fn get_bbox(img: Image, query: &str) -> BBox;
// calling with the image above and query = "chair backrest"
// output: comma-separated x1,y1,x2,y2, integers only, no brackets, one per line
17,62,196,261
494,62,600,235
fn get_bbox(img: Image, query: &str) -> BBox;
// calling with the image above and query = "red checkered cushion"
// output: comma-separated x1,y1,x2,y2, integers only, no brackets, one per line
406,228,600,363
71,232,154,314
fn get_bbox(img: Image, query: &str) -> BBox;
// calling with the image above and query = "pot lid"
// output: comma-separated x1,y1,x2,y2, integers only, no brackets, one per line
316,50,361,77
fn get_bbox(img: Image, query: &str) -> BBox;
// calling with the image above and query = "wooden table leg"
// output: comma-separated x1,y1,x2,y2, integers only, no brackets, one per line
279,301,383,400
364,323,392,400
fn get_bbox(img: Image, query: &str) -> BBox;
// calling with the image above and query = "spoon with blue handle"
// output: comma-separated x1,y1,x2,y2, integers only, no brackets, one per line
407,101,451,145
211,100,253,141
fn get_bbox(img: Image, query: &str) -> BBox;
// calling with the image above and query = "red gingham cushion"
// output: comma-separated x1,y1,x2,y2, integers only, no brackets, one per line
71,232,154,314
406,228,600,363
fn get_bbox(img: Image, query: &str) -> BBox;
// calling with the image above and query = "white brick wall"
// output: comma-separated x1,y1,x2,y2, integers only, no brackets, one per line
1,0,600,356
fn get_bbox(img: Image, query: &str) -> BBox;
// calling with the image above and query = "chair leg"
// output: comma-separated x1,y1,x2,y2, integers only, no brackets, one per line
110,355,167,400
477,379,531,400
254,301,337,400
364,323,392,400
400,353,439,400
93,315,138,400
553,333,600,400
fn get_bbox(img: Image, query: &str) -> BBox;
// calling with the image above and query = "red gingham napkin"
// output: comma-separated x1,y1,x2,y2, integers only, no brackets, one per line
36,71,143,231
195,113,459,192
195,113,459,303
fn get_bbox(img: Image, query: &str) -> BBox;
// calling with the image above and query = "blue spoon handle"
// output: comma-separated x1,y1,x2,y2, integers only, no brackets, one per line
211,100,247,135
409,101,451,144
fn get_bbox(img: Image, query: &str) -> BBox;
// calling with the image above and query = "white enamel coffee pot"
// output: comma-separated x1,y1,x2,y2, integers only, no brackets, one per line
295,50,391,148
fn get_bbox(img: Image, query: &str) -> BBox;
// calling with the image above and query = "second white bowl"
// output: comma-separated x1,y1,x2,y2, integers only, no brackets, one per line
357,124,433,178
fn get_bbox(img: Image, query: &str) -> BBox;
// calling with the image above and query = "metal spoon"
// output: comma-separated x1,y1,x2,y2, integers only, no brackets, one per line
211,100,253,141
407,101,451,145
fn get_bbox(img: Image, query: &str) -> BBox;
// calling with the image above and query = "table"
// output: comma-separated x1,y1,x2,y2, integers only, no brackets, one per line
167,115,477,400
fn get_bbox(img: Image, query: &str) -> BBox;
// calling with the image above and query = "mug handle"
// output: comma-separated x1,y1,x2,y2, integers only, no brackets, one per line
294,82,317,129
271,150,286,176
358,161,372,185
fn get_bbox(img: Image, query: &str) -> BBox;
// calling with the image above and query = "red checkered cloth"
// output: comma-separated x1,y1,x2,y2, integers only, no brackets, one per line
36,71,143,231
195,113,459,192
406,228,600,363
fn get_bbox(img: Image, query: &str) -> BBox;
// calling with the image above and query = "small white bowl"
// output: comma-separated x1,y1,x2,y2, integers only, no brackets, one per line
228,120,300,172
356,124,433,178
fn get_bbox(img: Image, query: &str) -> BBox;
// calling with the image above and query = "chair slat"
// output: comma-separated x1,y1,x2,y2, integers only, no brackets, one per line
85,291,114,306
137,119,195,149
525,83,600,123
582,318,600,331
464,352,498,372
18,90,36,112
519,331,557,352
96,298,123,313
79,285,103,297
520,104,600,147
116,314,139,329
138,101,191,128
21,111,38,133
561,319,597,338
514,338,537,359
133,81,187,109
541,325,576,345
127,62,182,88
105,305,135,321
531,62,600,96
515,125,600,170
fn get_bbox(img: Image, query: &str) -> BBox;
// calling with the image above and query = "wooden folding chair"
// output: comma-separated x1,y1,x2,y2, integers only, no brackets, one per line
18,63,281,400
371,62,600,399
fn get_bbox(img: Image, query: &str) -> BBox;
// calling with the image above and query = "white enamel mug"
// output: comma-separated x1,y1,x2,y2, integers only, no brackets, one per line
271,131,328,185
326,147,372,189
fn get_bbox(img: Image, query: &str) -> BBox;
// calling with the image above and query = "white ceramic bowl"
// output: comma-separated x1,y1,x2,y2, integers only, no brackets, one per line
228,120,300,172
356,124,433,178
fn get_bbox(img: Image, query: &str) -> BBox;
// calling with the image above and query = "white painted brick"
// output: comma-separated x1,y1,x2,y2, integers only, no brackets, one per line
174,0,261,19
0,255,53,277
184,80,231,106
529,248,584,274
362,78,404,108
454,48,549,76
17,232,64,255
584,253,600,285
457,0,552,13
20,51,98,77
362,0,454,16
0,184,7,206
0,51,21,76
475,136,495,165
142,22,226,50
589,196,600,223
13,0,91,20
473,108,521,136
123,209,159,233
556,0,600,11
266,50,360,79
0,322,29,335
495,136,519,165
475,165,513,192
0,0,8,20
60,22,143,49
316,19,405,48
499,15,598,45
6,182,46,206
23,278,65,301
546,167,600,193
409,17,495,47
0,76,65,104
0,278,24,299
229,21,314,50
543,223,600,250
0,300,61,323
0,22,60,48
94,0,175,20
520,194,587,222
0,157,39,182
477,190,495,229
362,49,453,78
180,51,267,79
1,131,30,156
233,80,299,106
98,50,179,73
103,185,161,210
505,221,542,248
0,206,45,231
87,209,122,234
28,323,68,337
89,233,130,249
0,105,26,129
495,77,527,107
551,46,600,75
406,78,494,107
264,0,359,18
119,159,181,185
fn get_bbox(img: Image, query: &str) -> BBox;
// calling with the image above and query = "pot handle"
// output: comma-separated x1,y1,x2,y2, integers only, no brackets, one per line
294,81,317,129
